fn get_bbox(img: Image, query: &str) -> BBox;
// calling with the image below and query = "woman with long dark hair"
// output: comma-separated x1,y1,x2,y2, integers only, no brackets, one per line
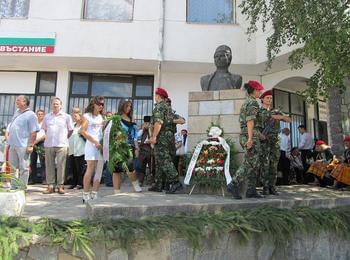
81,96,105,202
103,99,142,193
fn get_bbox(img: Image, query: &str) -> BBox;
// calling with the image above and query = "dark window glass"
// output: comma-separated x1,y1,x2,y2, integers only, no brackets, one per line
290,94,304,115
187,0,234,24
69,73,154,127
72,74,89,95
136,77,153,97
91,76,132,98
38,72,56,94
274,90,290,113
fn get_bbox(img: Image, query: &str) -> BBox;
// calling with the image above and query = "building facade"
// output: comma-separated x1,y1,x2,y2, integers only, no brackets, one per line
0,0,329,149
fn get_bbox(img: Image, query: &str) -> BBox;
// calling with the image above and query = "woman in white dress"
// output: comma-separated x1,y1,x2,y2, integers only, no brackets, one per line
80,96,105,202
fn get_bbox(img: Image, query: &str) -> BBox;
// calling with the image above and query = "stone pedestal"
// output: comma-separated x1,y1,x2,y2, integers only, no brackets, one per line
188,89,246,155
0,190,26,216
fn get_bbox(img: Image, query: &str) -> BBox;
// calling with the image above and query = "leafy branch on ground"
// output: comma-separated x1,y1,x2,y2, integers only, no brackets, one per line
1,206,350,260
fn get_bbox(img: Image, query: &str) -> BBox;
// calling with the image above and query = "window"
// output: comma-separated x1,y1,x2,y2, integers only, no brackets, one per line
69,73,154,126
0,0,30,18
273,89,306,147
83,0,134,21
313,102,328,143
187,0,234,24
91,75,133,98
35,72,57,113
0,72,57,128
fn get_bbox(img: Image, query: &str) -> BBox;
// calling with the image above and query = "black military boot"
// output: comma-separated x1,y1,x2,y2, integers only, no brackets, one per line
269,186,279,195
165,181,183,194
246,187,264,198
227,181,242,199
262,186,269,195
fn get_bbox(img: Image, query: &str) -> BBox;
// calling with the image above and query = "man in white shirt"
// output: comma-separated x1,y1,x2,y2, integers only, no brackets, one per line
297,124,314,174
278,128,291,184
41,97,73,194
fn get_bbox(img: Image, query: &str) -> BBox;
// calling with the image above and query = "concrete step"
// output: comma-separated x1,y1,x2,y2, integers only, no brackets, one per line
86,185,350,219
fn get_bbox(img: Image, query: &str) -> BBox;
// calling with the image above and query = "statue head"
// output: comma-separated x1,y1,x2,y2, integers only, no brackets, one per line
214,45,232,70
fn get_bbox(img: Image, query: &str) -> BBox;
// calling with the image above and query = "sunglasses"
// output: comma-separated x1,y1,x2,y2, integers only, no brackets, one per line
96,102,104,107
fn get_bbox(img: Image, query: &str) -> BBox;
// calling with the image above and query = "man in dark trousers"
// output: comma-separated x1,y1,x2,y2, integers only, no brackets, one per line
137,116,153,186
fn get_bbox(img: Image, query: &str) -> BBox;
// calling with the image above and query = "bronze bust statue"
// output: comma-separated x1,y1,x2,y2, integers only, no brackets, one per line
201,45,242,91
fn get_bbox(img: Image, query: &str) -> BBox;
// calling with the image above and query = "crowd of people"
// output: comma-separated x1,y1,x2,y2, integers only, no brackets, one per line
1,90,188,202
2,85,349,202
227,80,350,199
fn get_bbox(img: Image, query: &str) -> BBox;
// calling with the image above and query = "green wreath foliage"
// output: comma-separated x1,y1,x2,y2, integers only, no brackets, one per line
106,115,133,173
191,142,227,189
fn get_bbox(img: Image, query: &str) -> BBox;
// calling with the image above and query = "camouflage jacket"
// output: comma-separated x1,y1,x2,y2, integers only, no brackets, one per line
152,100,174,136
239,95,260,134
260,107,281,138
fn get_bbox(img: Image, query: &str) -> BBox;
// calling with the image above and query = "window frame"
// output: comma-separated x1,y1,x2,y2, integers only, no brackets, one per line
68,72,154,126
273,89,307,148
0,0,30,19
0,71,57,128
81,0,135,22
186,0,236,25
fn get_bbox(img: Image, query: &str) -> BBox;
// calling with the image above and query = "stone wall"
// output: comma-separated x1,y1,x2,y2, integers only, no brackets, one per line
16,231,350,260
187,89,246,155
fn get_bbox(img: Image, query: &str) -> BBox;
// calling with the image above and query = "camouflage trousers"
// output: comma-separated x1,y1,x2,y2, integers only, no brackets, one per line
233,134,261,190
153,131,179,189
260,138,280,188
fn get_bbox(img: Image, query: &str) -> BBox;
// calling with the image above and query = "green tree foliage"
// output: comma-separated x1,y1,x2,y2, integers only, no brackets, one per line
240,0,350,102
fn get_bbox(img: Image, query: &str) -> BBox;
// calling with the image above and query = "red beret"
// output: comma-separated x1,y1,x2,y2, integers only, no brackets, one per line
248,80,264,91
181,129,188,134
260,89,273,99
344,136,350,142
155,87,168,98
315,140,326,146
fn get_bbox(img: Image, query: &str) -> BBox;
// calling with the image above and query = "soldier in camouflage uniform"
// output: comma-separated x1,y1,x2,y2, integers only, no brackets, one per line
165,97,186,160
148,88,183,194
227,80,264,199
165,97,186,173
259,90,291,195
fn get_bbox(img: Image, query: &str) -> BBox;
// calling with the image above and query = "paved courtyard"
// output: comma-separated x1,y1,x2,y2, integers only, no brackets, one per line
23,183,350,221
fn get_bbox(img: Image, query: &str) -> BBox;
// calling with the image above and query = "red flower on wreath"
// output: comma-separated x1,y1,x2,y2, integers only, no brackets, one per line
217,160,224,166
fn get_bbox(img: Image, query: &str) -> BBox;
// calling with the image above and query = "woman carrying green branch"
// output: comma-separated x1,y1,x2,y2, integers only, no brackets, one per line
103,100,142,194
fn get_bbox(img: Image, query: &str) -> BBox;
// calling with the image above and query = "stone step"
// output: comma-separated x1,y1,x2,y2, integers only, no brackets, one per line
86,185,350,219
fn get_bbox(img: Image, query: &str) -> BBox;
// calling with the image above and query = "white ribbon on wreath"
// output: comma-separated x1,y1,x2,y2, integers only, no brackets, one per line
184,136,232,185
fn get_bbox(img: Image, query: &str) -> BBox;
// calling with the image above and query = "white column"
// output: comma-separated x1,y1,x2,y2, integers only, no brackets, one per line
55,70,70,112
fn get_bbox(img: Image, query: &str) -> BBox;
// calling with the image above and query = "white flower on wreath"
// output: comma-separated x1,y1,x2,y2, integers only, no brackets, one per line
195,167,204,172
207,159,215,164
208,126,223,138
